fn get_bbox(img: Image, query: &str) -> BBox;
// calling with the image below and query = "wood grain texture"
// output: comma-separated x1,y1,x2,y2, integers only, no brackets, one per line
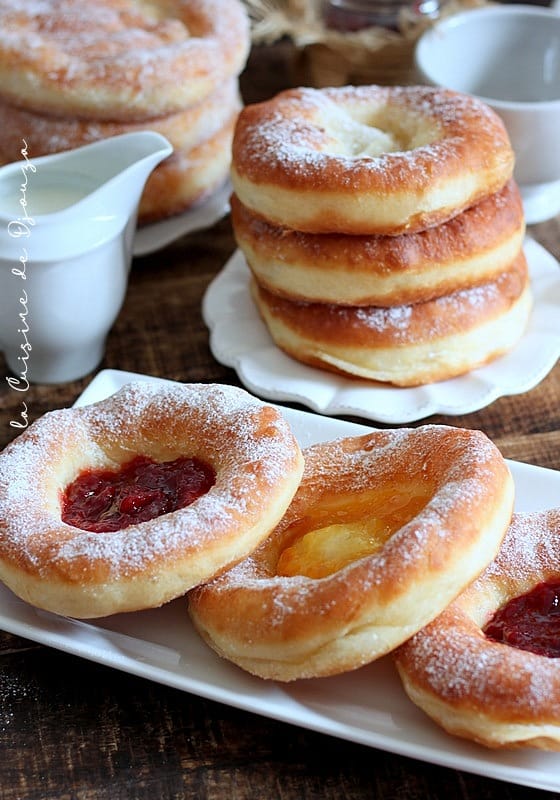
0,648,554,800
0,40,559,800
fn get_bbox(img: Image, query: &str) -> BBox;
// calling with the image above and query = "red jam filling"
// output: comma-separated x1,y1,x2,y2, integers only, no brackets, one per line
484,580,560,658
61,455,216,533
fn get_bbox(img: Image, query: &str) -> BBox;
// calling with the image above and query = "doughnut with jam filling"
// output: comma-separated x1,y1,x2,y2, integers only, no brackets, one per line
0,382,304,618
395,510,560,750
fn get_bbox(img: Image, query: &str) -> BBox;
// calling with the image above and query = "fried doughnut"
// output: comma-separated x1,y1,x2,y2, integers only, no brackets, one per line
231,181,525,307
251,252,532,387
0,80,241,166
0,0,250,120
188,427,514,681
231,85,514,235
395,510,560,750
0,382,304,619
138,112,237,224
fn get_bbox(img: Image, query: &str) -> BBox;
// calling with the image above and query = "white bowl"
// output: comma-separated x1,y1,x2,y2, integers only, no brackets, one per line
415,5,560,222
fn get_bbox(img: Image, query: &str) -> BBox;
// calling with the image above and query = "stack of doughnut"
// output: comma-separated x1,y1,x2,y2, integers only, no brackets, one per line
0,0,250,224
230,85,532,386
2,380,560,750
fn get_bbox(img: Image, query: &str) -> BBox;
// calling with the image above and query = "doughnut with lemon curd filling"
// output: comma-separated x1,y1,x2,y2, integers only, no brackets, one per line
0,79,241,166
0,0,250,120
0,382,304,619
188,427,515,681
231,181,526,307
395,510,560,750
251,252,532,387
231,85,515,236
138,111,237,224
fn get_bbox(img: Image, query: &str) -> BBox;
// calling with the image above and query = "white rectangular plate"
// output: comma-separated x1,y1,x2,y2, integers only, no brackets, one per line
1,369,560,792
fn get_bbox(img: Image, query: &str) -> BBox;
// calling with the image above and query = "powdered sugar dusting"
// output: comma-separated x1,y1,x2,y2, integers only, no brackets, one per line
353,304,413,334
483,510,560,584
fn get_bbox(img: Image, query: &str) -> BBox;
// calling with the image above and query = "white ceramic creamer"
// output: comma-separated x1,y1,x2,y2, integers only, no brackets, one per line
0,131,172,383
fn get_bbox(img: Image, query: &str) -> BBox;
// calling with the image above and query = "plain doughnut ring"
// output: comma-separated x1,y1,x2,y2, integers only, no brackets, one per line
395,510,560,750
0,382,304,619
231,85,514,235
188,426,514,681
0,0,250,120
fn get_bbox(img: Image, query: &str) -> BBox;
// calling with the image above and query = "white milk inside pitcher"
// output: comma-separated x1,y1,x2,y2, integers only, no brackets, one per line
0,172,98,216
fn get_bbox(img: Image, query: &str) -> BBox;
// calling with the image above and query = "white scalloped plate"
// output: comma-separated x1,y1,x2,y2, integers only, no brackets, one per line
1,369,560,793
203,238,560,423
133,180,231,257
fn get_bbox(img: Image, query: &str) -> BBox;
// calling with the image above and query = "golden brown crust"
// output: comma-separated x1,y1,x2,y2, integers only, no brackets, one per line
138,112,237,224
0,382,304,618
0,80,241,165
0,0,250,120
231,182,525,306
251,253,532,386
231,85,514,235
395,510,560,750
189,427,514,681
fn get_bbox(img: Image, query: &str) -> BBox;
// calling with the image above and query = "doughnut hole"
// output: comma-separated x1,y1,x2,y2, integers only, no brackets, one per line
314,102,441,159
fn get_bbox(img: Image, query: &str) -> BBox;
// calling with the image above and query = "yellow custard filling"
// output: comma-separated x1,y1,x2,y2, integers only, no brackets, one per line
277,483,432,579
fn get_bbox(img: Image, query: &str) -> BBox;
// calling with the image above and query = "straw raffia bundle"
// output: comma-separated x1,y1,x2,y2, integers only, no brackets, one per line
243,0,487,86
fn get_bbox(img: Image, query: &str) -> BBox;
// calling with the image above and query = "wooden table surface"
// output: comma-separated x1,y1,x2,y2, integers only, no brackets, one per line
1,41,560,800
